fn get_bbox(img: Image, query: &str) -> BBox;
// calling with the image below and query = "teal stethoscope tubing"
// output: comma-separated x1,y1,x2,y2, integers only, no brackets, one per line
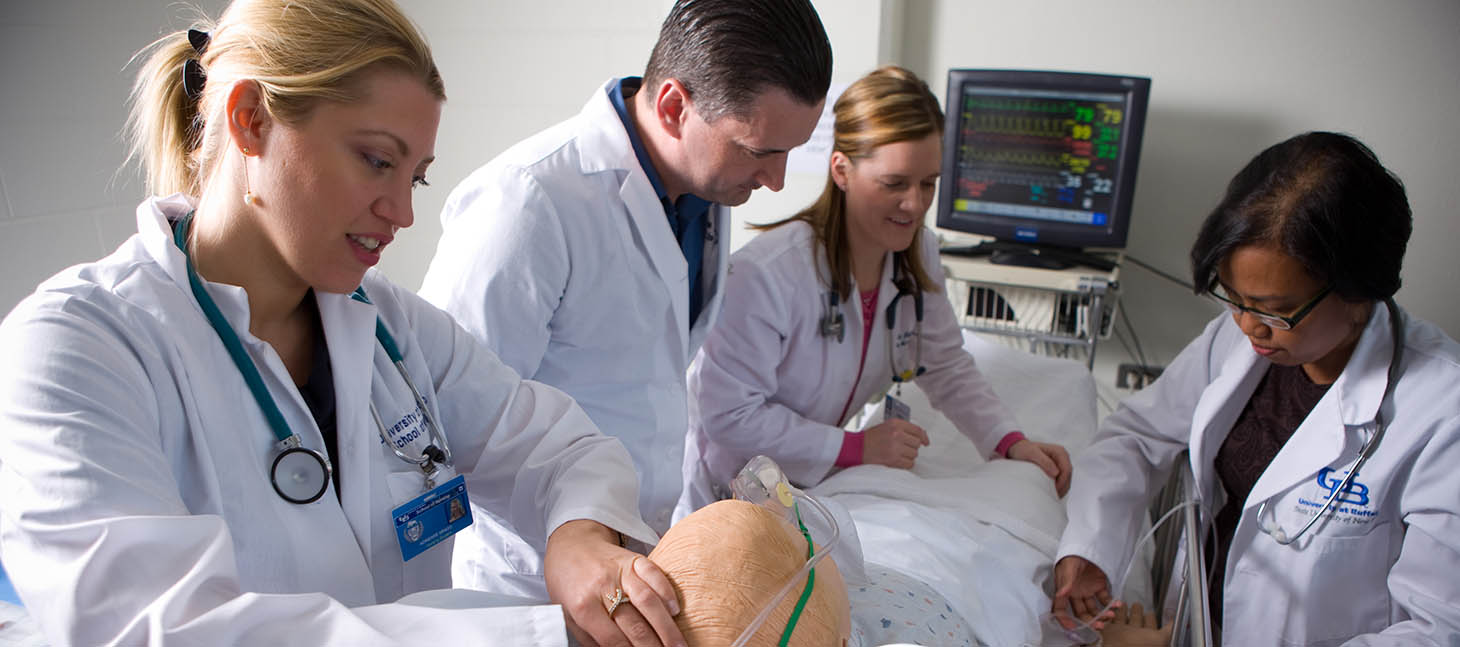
171,211,451,503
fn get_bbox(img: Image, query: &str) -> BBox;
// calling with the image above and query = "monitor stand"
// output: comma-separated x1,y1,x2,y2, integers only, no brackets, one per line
940,240,1118,272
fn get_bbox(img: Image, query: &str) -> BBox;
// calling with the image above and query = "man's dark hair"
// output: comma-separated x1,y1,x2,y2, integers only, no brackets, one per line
643,0,833,122
1190,131,1412,301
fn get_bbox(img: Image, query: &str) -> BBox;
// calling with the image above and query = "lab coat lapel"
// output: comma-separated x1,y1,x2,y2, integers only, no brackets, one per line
577,80,691,364
1188,349,1266,507
315,291,381,572
1244,306,1395,510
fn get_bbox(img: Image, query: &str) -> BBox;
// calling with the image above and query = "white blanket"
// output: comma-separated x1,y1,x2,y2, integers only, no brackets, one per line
812,332,1147,646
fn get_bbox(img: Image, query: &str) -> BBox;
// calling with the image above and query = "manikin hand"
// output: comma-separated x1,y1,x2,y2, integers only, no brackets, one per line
543,519,686,647
1005,439,1073,496
861,419,930,469
1052,555,1117,631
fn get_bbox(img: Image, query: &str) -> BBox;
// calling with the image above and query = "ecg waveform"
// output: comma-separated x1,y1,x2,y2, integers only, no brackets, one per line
953,89,1126,217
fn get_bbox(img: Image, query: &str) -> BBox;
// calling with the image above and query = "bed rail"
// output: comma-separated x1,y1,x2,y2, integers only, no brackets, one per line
1148,450,1214,647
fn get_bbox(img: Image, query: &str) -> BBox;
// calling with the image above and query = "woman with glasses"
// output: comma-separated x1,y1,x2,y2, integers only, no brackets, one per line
1052,131,1460,645
680,66,1071,514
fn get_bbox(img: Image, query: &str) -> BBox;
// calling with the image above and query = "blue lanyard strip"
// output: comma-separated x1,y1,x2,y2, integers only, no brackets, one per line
173,212,295,445
175,212,446,471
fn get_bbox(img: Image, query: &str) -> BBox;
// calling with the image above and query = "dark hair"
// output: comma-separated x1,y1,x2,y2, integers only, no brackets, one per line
1190,131,1411,301
758,66,944,299
643,0,832,122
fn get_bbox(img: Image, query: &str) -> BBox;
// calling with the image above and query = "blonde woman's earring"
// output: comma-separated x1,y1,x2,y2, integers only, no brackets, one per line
241,148,258,206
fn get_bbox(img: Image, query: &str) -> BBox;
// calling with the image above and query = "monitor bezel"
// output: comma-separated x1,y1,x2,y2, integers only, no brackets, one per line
936,69,1151,251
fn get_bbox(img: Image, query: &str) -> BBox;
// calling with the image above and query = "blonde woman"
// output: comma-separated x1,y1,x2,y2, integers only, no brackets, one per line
0,1,683,645
682,66,1071,513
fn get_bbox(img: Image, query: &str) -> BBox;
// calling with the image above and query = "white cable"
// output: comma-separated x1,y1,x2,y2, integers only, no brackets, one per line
1037,499,1200,646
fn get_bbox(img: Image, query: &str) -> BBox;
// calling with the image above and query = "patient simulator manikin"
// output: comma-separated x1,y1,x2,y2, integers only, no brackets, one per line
649,458,851,646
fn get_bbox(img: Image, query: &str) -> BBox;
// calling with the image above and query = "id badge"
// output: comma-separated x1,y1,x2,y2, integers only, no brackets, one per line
884,393,911,422
392,474,473,562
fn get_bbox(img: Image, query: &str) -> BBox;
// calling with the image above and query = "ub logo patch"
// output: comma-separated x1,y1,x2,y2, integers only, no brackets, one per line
1291,467,1379,528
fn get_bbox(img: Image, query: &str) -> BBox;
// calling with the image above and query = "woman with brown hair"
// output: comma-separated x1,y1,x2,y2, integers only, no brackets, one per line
681,66,1071,513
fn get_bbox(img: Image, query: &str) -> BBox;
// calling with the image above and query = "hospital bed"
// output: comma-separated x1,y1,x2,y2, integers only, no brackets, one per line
810,330,1157,646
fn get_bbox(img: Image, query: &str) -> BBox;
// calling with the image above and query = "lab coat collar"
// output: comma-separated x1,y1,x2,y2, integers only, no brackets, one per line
1329,302,1400,426
1243,304,1398,510
136,194,261,337
137,193,201,302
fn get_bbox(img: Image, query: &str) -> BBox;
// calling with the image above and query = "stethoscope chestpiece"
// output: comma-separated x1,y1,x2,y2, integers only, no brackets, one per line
271,440,332,504
819,290,845,343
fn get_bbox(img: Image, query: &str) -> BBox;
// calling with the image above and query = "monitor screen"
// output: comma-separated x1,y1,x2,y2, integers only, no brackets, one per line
937,69,1150,252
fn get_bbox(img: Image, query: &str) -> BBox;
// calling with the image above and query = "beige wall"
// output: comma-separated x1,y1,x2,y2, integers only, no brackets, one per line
3,0,1456,382
897,0,1460,368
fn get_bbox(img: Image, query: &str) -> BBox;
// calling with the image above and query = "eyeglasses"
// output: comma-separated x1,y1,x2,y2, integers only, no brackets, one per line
1208,284,1332,330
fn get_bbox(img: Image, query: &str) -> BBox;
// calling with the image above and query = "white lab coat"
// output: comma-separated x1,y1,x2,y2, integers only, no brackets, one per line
1058,306,1460,646
0,195,658,646
419,78,728,595
682,221,1019,510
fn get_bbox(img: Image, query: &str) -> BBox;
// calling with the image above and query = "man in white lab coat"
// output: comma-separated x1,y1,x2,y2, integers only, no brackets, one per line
419,0,832,600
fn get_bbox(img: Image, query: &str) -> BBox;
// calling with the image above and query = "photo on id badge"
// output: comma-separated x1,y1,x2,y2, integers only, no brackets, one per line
393,474,474,562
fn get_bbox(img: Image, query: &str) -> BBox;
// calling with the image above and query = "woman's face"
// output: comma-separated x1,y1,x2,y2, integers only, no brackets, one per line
1217,245,1371,382
249,69,441,294
835,133,941,260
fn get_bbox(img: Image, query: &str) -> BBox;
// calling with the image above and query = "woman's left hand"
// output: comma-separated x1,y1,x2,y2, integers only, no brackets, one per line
1007,439,1073,496
544,519,685,647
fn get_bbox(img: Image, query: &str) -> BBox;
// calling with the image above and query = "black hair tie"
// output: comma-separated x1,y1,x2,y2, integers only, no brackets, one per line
181,29,211,101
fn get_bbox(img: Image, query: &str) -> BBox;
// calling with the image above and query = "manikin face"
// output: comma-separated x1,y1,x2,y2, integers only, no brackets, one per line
244,69,441,294
1216,245,1371,382
835,133,942,259
676,87,823,206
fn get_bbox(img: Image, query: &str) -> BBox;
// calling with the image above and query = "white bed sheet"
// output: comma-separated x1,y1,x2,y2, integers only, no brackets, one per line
812,331,1151,646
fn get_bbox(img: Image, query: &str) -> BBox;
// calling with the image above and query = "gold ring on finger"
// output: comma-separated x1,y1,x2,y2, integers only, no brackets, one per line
604,587,626,616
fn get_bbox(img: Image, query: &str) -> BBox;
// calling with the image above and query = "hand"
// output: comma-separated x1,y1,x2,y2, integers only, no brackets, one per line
862,419,930,469
543,520,685,647
1006,439,1073,496
1052,555,1116,631
1084,602,1172,647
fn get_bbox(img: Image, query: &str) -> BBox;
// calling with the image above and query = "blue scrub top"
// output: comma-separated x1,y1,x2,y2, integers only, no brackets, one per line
609,77,712,326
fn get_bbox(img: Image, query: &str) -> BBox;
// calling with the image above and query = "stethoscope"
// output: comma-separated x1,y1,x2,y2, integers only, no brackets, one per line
816,263,926,383
885,278,926,384
1253,297,1404,545
173,212,452,504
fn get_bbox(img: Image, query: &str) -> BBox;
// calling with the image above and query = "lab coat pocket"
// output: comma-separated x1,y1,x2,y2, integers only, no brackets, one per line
1276,523,1393,646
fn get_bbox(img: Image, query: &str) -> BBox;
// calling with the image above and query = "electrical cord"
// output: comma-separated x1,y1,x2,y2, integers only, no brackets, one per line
1123,254,1195,292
